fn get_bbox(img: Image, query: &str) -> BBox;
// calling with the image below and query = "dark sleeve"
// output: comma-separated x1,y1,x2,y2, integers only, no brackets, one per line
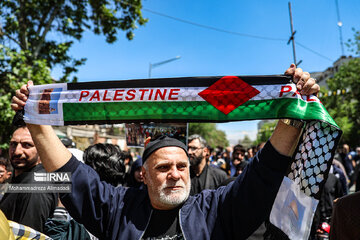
56,155,129,237
330,199,340,240
334,177,344,199
15,192,57,232
214,141,291,239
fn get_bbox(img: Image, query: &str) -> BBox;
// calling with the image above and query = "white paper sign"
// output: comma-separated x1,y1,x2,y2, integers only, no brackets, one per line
270,177,318,240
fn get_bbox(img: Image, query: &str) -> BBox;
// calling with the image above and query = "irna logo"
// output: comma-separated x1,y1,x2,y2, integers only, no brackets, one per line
34,172,71,182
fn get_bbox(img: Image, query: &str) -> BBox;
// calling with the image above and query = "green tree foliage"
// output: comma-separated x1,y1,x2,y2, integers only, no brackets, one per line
189,123,229,148
323,58,360,146
0,0,147,149
346,28,360,55
0,46,53,149
322,29,360,147
255,120,277,145
0,0,147,82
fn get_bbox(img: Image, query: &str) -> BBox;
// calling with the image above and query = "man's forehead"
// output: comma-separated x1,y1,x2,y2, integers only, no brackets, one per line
154,158,189,166
149,146,188,162
153,146,187,155
11,128,33,142
188,139,201,146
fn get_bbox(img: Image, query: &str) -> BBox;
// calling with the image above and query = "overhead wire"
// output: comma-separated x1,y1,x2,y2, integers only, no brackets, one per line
122,1,335,62
295,42,334,62
142,8,288,42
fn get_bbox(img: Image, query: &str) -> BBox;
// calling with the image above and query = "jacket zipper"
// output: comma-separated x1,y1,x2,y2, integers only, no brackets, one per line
179,208,187,240
138,209,153,240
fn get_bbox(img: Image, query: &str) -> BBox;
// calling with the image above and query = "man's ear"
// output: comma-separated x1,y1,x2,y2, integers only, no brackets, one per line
202,147,209,158
141,166,148,185
6,171,12,180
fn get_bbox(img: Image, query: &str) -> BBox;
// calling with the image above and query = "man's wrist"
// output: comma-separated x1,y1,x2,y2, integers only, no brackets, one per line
280,119,304,129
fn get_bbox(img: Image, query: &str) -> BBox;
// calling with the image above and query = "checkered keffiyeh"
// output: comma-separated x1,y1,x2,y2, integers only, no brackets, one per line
9,221,52,240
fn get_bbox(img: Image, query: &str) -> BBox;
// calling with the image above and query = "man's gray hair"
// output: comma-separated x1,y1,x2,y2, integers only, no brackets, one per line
188,134,207,148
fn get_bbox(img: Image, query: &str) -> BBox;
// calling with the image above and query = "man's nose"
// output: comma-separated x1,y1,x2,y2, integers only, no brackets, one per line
169,167,181,180
13,143,23,155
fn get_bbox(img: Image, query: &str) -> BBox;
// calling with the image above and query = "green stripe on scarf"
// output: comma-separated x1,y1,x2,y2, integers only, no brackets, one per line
63,98,338,127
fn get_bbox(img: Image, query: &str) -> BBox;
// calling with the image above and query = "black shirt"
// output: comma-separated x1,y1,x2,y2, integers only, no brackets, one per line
190,163,208,195
0,164,58,232
142,207,184,240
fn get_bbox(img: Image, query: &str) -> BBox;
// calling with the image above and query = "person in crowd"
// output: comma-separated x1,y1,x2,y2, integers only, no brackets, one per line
234,161,248,177
44,200,94,240
246,147,255,161
0,157,12,201
332,158,349,195
10,64,320,239
188,134,228,195
353,146,360,192
60,137,84,162
223,146,232,173
83,143,126,187
0,124,58,232
230,144,246,176
310,172,344,239
339,144,354,180
0,157,12,184
123,150,133,181
330,191,360,239
125,157,144,188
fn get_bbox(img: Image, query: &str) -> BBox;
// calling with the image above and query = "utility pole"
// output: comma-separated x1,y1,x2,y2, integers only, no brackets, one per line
335,0,345,56
287,2,302,66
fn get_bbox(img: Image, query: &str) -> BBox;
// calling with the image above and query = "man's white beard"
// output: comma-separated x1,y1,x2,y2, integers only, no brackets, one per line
150,176,191,208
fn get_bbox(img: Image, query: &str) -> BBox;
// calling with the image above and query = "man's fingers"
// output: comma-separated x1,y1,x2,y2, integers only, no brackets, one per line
16,89,28,102
11,96,26,110
11,82,33,112
27,81,34,88
284,64,296,75
20,84,30,96
300,77,315,95
284,63,320,96
306,83,320,96
10,103,23,111
293,68,303,83
297,72,310,91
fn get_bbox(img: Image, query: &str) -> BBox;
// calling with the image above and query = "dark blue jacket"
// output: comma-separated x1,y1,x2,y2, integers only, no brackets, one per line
57,142,290,240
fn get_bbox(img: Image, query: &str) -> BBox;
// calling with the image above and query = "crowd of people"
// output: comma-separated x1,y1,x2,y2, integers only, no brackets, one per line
0,65,358,239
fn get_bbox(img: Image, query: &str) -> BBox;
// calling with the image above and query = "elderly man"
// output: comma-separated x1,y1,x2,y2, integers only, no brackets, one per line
11,64,319,239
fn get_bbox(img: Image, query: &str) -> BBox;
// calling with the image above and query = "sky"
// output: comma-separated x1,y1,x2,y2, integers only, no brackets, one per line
52,0,360,145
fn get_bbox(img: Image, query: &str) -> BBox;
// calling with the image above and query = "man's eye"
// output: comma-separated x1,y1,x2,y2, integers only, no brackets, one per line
22,143,33,148
177,164,187,170
157,166,169,171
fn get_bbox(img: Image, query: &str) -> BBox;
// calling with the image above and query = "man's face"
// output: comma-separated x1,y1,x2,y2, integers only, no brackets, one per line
188,139,205,167
142,147,191,210
232,150,244,166
0,165,11,183
134,168,143,183
9,127,40,172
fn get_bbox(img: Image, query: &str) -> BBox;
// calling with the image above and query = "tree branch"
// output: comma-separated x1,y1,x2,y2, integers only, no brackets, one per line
0,26,22,47
35,6,52,38
18,0,29,50
33,5,61,59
